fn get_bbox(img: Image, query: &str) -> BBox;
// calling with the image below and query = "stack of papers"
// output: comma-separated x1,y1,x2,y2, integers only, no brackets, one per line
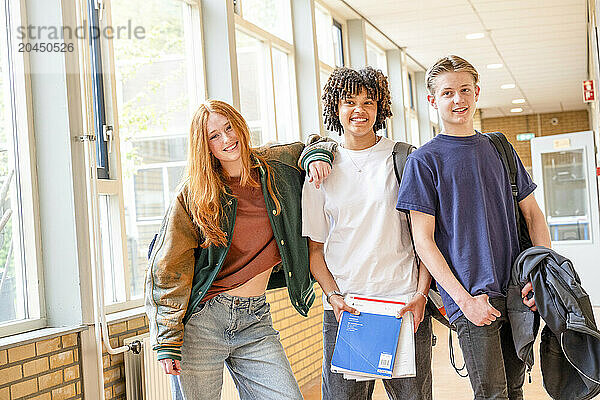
331,294,416,381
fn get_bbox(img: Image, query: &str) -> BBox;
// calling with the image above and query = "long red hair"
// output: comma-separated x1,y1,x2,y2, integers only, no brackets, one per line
183,100,280,248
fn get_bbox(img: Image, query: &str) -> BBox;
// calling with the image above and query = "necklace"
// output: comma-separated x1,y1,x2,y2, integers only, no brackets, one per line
341,136,381,173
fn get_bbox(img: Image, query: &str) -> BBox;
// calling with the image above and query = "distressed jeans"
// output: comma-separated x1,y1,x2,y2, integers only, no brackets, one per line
170,293,302,400
453,297,526,400
322,309,433,400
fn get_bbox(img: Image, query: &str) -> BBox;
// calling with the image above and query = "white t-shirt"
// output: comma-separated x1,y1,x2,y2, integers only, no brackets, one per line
302,136,418,310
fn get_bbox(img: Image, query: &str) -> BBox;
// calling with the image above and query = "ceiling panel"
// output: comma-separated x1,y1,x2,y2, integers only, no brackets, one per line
344,0,588,116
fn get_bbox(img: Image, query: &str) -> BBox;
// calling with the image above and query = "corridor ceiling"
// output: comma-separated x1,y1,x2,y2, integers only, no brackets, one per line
337,0,588,118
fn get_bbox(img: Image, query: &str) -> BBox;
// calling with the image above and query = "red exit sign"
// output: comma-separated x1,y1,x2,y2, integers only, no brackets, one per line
583,80,595,102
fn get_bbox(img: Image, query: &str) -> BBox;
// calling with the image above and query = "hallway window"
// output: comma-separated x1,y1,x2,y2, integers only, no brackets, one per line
367,40,387,75
235,6,299,145
315,3,346,115
239,0,292,43
0,0,43,334
315,4,335,68
94,0,204,311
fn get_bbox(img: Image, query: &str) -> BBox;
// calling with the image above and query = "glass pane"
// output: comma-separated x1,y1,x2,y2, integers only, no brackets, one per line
410,115,420,146
315,6,334,66
367,42,387,75
408,73,415,109
332,23,344,67
99,195,125,304
127,222,161,299
272,48,296,142
134,136,187,164
241,0,292,43
133,168,164,220
167,165,184,200
0,7,25,324
111,0,195,300
236,30,273,145
367,45,378,68
542,150,590,241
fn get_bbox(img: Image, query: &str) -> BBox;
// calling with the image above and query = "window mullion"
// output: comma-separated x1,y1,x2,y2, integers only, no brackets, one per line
267,42,278,142
182,2,206,111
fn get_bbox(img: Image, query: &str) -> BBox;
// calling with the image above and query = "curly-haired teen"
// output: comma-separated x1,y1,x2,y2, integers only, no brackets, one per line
302,66,433,400
145,100,335,400
322,66,392,135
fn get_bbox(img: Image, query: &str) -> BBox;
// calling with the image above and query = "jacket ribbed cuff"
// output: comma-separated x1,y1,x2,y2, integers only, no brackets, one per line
154,344,182,361
300,148,334,172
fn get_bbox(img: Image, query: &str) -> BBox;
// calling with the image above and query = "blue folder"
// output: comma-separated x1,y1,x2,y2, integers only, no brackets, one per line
331,311,403,378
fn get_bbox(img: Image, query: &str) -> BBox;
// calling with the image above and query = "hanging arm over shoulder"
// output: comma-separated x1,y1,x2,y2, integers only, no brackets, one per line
298,134,338,171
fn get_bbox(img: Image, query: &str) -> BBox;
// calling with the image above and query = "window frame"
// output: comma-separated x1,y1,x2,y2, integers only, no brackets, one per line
88,2,110,179
234,13,301,144
314,2,347,72
403,68,420,146
0,0,46,337
366,38,387,74
90,0,206,314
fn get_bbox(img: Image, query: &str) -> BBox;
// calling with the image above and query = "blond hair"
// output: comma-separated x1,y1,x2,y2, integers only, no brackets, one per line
426,55,479,94
184,100,281,248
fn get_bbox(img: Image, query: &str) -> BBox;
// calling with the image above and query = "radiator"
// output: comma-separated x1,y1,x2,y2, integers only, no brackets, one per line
124,334,240,400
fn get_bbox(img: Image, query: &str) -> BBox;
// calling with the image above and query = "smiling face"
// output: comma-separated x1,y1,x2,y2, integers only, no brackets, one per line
428,71,480,135
338,89,378,140
206,112,242,173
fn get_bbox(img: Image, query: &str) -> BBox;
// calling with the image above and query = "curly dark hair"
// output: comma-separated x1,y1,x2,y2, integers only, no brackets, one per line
322,66,392,135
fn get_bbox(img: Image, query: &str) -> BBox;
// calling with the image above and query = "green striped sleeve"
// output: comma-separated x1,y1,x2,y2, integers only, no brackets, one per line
154,344,182,361
300,148,334,172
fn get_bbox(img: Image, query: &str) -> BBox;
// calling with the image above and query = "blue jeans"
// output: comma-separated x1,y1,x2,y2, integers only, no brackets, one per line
453,297,525,400
170,293,302,400
322,310,433,400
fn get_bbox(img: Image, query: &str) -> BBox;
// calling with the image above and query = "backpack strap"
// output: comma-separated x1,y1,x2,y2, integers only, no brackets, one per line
392,141,416,183
485,132,518,198
484,132,523,228
392,141,419,264
392,141,456,333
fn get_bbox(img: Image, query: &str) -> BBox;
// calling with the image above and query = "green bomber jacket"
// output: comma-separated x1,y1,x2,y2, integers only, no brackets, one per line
145,141,335,361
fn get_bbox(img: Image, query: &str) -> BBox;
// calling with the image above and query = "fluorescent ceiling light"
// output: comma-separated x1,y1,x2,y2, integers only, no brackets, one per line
512,99,526,104
501,83,516,89
510,108,523,113
466,32,485,40
487,63,503,69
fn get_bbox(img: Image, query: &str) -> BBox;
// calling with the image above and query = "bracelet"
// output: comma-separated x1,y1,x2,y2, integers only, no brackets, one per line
326,290,343,304
414,291,428,301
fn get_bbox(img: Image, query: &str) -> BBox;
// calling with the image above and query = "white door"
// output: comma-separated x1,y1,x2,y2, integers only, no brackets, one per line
531,131,600,305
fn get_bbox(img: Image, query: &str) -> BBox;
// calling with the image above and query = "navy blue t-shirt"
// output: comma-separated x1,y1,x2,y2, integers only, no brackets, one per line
396,132,536,323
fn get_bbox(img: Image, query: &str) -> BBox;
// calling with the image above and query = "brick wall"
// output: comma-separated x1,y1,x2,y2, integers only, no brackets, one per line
0,333,83,400
268,286,324,388
481,110,590,167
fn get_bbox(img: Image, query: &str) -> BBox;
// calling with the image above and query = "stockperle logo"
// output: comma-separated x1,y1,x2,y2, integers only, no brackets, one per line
15,19,146,40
